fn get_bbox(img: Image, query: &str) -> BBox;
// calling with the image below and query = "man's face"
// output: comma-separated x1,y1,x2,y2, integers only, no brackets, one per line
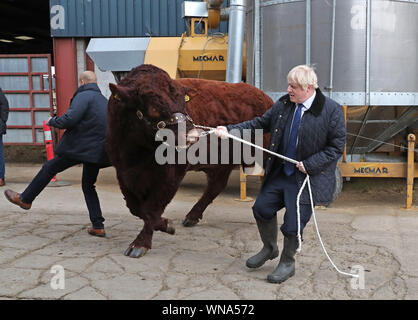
287,82,312,104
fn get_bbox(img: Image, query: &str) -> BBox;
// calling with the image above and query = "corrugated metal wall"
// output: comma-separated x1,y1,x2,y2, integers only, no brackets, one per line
50,0,229,37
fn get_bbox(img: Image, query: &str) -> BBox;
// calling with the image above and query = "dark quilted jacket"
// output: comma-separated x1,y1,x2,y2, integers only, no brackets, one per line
227,88,346,205
48,83,111,166
0,88,9,135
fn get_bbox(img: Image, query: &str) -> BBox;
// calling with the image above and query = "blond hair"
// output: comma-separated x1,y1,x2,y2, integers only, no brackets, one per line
287,65,318,91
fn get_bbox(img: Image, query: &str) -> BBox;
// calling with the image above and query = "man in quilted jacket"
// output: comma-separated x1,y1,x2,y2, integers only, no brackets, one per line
215,65,346,283
4,71,111,238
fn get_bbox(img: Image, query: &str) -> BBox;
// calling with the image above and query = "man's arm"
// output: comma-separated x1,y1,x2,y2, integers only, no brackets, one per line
227,102,277,133
215,101,278,139
48,94,88,129
0,89,9,124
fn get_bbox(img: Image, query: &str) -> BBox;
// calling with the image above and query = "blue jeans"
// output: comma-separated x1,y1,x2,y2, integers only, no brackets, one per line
252,168,312,237
20,155,105,229
0,135,5,179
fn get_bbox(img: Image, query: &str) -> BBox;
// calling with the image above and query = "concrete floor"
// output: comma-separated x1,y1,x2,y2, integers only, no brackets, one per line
0,163,417,300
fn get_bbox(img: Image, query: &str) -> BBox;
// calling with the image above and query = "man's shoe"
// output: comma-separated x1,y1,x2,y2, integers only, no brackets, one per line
4,189,31,210
87,227,106,237
0,179,5,186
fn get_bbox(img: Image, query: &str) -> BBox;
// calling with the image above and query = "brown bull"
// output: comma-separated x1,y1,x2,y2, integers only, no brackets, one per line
107,64,273,258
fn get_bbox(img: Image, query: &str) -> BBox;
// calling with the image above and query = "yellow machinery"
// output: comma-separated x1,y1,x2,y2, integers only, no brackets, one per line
144,25,230,81
143,3,245,81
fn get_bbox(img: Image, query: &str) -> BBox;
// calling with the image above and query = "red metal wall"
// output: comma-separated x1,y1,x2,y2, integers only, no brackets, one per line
53,38,78,118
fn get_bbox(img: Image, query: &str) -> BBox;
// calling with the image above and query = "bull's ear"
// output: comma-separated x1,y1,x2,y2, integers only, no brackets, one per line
109,83,130,102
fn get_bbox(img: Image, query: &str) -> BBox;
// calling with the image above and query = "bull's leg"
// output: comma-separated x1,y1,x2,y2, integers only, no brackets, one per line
115,184,152,258
119,167,186,258
124,216,176,258
125,215,177,257
154,217,176,235
124,216,154,258
183,166,234,227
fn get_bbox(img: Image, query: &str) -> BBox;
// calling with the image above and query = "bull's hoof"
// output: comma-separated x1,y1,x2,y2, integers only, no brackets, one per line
124,246,149,258
166,220,176,235
182,218,199,227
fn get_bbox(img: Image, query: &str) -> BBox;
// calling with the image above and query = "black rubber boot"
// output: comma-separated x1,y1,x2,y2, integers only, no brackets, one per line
246,217,279,269
267,234,298,283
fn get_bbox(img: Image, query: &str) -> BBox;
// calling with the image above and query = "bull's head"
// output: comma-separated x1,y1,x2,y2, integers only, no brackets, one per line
108,64,198,149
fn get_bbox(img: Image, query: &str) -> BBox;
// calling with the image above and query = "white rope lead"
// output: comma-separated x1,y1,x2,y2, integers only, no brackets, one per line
306,175,358,277
195,125,359,278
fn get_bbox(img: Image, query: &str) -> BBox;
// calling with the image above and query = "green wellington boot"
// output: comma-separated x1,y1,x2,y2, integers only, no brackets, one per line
246,217,279,269
267,234,298,283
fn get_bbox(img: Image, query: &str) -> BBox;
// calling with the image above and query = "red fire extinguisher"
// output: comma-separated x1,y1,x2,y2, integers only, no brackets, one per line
43,120,57,182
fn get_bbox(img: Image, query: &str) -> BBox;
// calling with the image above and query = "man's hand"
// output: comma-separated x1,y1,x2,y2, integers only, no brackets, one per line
214,126,229,140
296,161,307,174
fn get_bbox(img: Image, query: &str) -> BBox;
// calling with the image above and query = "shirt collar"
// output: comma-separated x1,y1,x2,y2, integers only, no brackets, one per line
300,91,316,110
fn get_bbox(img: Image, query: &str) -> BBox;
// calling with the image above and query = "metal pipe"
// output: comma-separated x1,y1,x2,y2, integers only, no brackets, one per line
226,0,246,83
220,7,230,20
345,153,407,163
329,0,336,99
207,0,224,8
366,0,371,106
305,0,311,65
207,0,224,28
363,153,406,163
254,0,261,88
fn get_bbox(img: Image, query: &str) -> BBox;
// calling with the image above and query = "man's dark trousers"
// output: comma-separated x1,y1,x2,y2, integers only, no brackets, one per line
20,155,105,229
252,168,312,237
